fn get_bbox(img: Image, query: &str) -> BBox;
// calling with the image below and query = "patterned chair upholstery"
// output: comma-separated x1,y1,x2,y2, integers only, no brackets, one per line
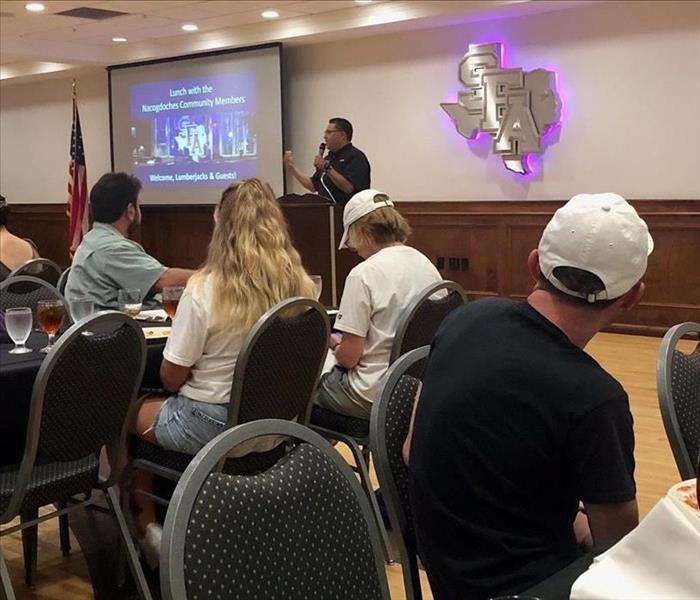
8,258,62,287
0,312,151,600
657,321,700,480
160,420,390,600
370,346,429,600
0,276,64,312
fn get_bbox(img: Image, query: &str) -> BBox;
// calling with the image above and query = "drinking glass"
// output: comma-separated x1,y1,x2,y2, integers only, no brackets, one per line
5,307,33,354
162,286,184,319
70,294,95,335
37,299,65,353
118,288,142,318
311,275,323,301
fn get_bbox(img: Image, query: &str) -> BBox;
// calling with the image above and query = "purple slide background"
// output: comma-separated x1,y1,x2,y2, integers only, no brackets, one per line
134,160,257,188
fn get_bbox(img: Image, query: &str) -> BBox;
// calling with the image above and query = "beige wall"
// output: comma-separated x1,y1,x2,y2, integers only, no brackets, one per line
2,0,699,204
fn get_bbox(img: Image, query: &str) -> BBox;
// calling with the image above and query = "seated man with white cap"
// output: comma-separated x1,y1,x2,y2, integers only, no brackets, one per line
315,188,442,419
405,193,654,600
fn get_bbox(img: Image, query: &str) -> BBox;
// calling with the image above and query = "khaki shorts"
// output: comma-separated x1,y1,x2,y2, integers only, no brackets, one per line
315,366,373,419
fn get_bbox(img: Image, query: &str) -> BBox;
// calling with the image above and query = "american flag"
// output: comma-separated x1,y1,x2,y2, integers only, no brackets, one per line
67,80,88,255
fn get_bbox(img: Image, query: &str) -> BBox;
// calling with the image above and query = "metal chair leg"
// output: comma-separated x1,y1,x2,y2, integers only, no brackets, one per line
105,486,153,600
0,550,16,600
19,510,37,588
58,502,71,557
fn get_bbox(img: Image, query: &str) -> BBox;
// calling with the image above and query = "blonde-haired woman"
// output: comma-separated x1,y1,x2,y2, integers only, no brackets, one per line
316,189,442,419
131,179,315,562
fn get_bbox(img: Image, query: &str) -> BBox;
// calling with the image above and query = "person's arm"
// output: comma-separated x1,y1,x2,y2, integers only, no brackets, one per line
160,359,191,392
155,268,195,291
325,166,354,194
402,382,423,465
160,287,206,391
333,332,365,369
284,151,315,192
583,500,639,549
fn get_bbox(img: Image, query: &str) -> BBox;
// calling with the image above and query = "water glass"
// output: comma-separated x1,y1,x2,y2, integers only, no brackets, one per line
5,307,33,354
162,286,184,319
311,275,323,301
37,299,65,353
70,294,95,335
118,288,142,318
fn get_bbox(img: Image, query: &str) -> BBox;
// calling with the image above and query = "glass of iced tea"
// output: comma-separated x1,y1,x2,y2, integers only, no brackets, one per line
37,299,65,353
162,286,184,320
118,288,142,318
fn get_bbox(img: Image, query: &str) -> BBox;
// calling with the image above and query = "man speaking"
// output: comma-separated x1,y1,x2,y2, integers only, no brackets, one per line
284,117,371,206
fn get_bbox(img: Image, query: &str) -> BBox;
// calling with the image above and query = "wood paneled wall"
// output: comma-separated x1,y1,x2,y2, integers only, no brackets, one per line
7,200,699,335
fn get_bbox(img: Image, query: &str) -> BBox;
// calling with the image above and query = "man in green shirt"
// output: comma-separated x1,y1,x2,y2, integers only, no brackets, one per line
66,172,194,309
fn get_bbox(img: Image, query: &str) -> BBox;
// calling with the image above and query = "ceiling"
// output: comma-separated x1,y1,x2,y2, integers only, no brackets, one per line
0,0,595,82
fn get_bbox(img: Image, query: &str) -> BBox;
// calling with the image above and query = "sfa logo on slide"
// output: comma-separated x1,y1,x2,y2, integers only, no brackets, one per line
441,42,562,175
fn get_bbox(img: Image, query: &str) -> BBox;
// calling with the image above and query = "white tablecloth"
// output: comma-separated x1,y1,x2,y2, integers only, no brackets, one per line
571,480,700,600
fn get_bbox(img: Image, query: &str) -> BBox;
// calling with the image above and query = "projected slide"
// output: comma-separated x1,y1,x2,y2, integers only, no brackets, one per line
130,73,257,187
109,45,283,204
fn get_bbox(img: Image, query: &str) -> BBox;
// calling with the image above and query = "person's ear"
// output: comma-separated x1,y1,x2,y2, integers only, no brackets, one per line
527,249,541,282
619,281,645,311
126,202,137,221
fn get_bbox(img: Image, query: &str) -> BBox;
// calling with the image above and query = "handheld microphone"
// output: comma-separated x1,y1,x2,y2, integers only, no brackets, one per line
318,142,326,156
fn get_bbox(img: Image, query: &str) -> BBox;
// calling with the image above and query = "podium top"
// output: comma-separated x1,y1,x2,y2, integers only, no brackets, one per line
277,193,336,207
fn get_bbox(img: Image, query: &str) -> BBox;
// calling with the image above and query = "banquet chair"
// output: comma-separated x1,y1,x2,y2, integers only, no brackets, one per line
310,280,466,562
56,266,71,296
0,312,152,600
0,276,64,312
160,419,390,600
657,321,700,480
8,258,61,287
126,297,329,505
370,346,430,600
389,280,467,364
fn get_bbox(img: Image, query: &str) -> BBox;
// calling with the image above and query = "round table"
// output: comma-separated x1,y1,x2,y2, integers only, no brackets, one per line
0,323,167,467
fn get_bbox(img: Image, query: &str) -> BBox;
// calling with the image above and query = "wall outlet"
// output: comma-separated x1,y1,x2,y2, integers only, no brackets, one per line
448,257,460,271
436,256,445,269
460,258,469,271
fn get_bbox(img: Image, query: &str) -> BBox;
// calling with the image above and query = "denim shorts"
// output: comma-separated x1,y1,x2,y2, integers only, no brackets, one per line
153,394,229,455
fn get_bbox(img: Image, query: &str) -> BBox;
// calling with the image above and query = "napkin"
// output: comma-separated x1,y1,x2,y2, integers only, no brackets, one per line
571,488,700,599
135,309,169,322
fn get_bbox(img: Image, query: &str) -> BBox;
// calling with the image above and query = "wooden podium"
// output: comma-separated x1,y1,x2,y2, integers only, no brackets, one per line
277,193,361,307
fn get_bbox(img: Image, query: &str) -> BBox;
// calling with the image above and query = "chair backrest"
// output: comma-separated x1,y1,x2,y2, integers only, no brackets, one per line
371,346,430,600
8,258,62,287
1,311,146,523
161,419,390,600
56,266,71,296
389,280,466,364
0,275,64,312
228,297,330,427
657,321,700,480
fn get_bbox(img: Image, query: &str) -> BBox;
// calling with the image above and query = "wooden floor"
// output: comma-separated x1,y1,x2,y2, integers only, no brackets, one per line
1,332,693,600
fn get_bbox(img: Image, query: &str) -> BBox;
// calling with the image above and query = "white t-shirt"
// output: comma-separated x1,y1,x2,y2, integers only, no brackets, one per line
163,275,245,404
334,245,443,402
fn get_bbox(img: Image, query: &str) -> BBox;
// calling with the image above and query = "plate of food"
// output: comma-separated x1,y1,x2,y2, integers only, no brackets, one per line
668,479,699,514
142,326,171,340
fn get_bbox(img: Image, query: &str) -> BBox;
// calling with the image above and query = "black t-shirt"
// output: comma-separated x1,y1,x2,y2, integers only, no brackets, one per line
311,143,371,205
409,298,636,600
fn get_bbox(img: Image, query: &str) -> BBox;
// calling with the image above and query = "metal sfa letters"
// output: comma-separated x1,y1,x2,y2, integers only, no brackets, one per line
442,43,561,175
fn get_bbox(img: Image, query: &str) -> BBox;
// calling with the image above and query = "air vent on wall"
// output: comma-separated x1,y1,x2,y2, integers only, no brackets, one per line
56,7,128,20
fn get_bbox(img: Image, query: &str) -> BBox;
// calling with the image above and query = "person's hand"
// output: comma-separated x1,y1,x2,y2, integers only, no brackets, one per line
330,333,342,350
313,154,326,170
283,150,294,169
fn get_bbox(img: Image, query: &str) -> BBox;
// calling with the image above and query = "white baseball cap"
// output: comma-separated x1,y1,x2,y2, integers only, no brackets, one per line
338,189,394,250
538,192,654,302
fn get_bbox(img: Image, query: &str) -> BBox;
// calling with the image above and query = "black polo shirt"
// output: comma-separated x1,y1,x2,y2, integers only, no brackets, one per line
409,297,636,600
311,143,371,206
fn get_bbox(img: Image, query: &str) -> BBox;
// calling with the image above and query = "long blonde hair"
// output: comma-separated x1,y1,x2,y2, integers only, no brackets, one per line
190,179,315,331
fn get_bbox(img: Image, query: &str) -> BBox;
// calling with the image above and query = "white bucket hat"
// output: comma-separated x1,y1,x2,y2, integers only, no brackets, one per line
338,189,394,250
538,192,654,302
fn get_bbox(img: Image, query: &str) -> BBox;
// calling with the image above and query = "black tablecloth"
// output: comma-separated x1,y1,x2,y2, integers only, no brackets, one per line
0,323,167,467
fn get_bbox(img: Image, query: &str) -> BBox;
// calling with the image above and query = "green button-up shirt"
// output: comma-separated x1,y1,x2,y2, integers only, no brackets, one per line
65,222,166,309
